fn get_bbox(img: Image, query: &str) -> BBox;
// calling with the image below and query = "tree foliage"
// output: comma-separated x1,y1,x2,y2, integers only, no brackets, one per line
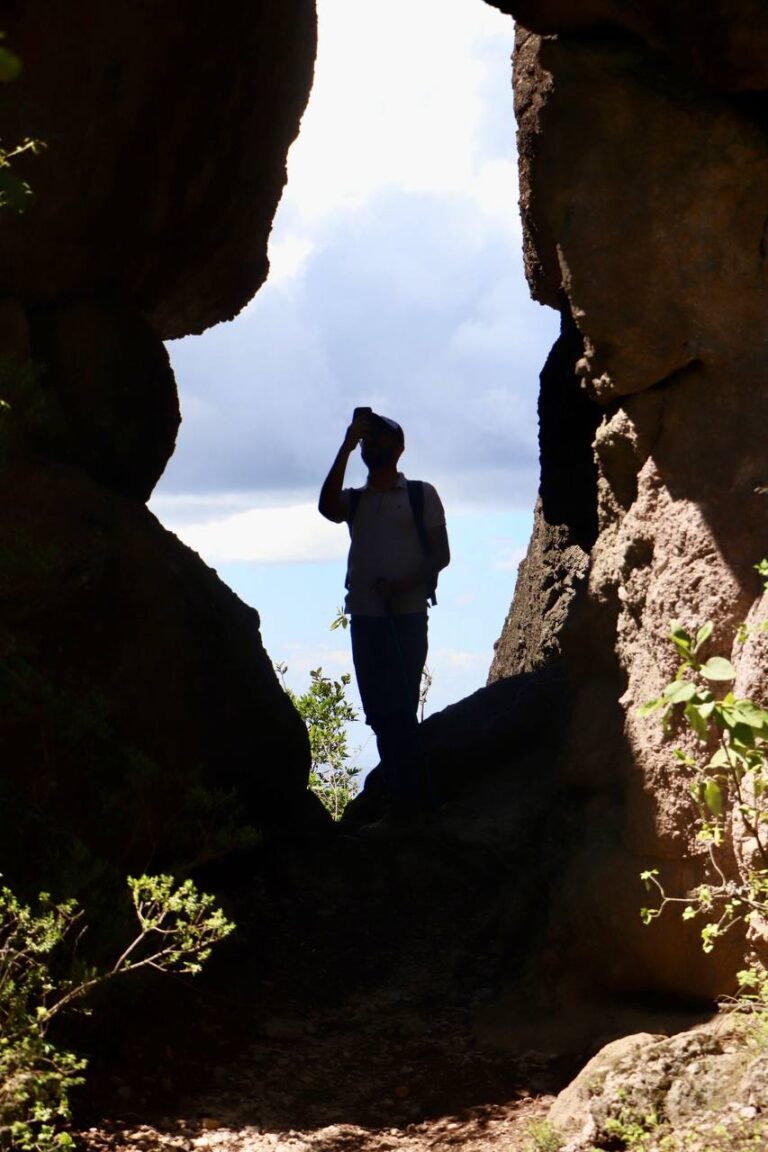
277,664,360,820
0,876,234,1150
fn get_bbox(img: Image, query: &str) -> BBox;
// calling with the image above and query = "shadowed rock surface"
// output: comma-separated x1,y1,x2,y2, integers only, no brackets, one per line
0,2,322,900
0,0,317,338
0,455,317,884
485,0,768,92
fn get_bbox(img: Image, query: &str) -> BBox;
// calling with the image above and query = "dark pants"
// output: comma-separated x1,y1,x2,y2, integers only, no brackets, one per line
351,613,429,810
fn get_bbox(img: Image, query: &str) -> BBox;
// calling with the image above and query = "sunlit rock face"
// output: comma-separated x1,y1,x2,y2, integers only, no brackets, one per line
0,1,320,886
489,2,768,1000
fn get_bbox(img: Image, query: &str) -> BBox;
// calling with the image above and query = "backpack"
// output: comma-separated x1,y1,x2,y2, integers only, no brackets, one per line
346,479,438,606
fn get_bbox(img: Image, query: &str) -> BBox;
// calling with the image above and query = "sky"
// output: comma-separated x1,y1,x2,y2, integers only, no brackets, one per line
150,0,559,770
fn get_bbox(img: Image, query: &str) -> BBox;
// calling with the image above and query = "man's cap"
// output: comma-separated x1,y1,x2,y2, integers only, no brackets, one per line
370,412,404,443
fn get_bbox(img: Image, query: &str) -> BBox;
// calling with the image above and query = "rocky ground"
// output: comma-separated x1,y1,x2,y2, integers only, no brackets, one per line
72,822,767,1152
73,824,577,1152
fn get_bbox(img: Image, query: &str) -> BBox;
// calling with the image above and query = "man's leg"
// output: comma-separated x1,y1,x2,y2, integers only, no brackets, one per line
382,612,429,810
351,613,429,813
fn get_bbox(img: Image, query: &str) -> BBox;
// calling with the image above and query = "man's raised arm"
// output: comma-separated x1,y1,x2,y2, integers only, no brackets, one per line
318,414,368,523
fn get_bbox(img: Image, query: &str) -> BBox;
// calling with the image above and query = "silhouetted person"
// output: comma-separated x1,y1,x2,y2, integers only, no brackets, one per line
319,410,450,831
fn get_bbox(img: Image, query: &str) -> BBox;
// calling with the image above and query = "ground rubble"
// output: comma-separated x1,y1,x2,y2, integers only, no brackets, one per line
75,820,572,1152
74,821,767,1152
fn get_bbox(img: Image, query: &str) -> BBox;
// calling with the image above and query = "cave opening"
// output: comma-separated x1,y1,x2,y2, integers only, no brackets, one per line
151,0,563,758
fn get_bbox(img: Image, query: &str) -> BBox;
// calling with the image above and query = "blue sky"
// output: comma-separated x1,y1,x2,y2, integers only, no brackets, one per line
150,0,559,770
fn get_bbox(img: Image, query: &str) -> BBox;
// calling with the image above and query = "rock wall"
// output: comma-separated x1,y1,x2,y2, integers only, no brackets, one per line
487,1,768,999
0,1,317,338
0,1,321,890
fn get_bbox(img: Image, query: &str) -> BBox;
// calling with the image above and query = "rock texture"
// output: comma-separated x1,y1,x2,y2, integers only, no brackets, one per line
0,452,318,882
0,1,317,338
484,1,768,92
488,2,768,1002
0,2,321,896
549,1020,768,1149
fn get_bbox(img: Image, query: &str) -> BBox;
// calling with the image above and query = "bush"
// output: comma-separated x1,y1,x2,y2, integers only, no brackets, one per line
277,663,360,820
0,875,234,1150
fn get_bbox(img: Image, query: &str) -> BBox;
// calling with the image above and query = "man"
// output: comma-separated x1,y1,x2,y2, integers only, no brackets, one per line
318,409,450,826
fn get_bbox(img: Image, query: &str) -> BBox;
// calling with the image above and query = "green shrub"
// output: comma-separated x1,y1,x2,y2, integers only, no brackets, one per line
0,875,234,1150
639,561,768,1010
277,663,360,820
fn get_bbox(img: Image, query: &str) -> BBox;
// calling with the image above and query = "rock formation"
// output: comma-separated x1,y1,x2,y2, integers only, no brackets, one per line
486,0,768,1002
2,0,766,1032
0,0,321,894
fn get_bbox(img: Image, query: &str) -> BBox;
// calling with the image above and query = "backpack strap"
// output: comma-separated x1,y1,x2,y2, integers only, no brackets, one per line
406,480,437,606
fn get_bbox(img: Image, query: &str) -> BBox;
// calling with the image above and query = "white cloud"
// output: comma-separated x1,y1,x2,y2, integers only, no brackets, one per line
282,0,516,224
267,233,317,289
161,502,348,565
432,647,488,671
264,0,519,291
494,544,527,572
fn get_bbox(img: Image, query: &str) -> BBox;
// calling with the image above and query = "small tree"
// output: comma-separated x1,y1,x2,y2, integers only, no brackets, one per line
277,664,360,820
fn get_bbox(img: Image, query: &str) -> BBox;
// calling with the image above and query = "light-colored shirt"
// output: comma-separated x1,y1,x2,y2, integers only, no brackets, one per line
340,473,446,616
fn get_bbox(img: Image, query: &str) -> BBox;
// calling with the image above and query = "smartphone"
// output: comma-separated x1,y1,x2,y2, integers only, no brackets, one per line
353,406,372,421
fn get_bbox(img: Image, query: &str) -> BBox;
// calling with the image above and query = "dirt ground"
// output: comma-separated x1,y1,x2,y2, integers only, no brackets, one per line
75,828,580,1152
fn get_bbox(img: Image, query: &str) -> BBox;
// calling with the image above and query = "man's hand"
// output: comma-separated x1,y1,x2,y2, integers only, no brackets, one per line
319,413,372,523
342,411,372,453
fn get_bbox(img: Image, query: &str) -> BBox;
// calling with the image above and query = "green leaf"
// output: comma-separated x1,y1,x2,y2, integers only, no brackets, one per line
731,701,768,731
0,169,32,212
684,702,711,741
704,778,723,816
694,622,713,652
669,621,692,658
662,680,697,705
699,657,736,682
669,621,690,643
0,45,22,82
637,698,663,717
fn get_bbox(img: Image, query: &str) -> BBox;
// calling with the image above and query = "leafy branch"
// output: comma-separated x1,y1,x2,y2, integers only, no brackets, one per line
0,876,234,1150
0,31,45,212
638,562,768,999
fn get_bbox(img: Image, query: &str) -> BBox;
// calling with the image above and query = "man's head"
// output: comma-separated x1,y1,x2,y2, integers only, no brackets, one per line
360,412,404,471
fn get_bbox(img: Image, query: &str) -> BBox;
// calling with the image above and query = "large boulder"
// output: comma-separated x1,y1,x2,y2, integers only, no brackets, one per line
6,299,181,501
0,2,322,892
549,1022,768,1149
0,452,314,884
0,0,317,338
489,10,768,1002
